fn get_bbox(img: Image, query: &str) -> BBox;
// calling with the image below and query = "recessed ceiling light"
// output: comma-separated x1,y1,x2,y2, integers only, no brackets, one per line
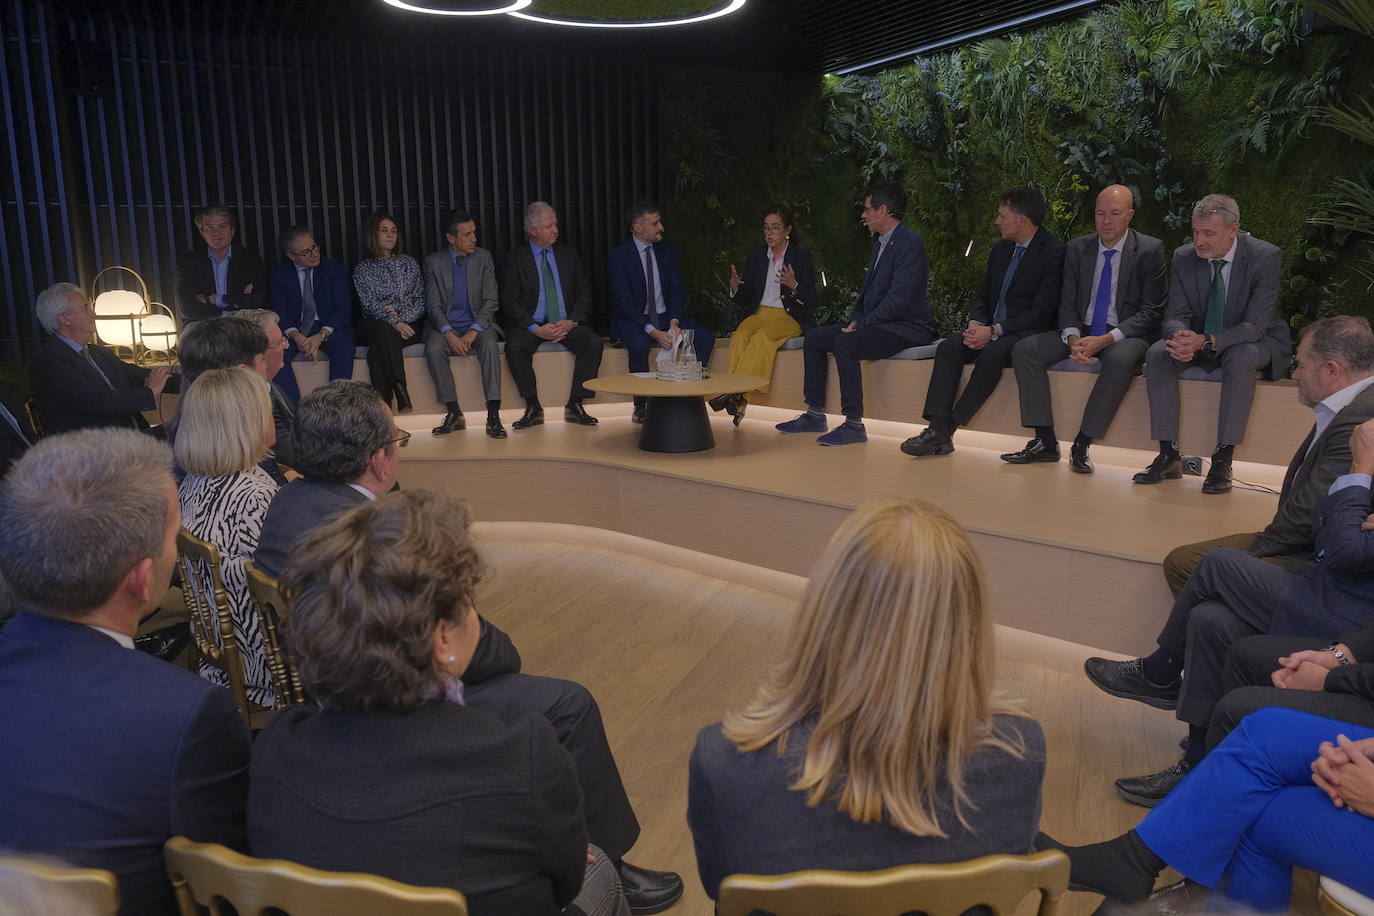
507,0,745,29
380,0,532,16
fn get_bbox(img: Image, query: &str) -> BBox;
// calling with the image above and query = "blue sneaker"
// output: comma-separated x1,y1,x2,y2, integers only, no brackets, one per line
775,412,828,434
817,423,867,446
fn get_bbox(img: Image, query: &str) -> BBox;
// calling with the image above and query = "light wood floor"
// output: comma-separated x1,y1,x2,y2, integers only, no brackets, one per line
473,526,1321,915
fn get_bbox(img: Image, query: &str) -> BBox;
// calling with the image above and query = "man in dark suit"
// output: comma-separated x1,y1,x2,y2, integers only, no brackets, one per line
1161,315,1374,596
0,428,250,916
776,182,934,446
29,282,177,435
269,226,355,403
500,201,603,429
903,188,1066,457
173,204,267,323
609,201,715,423
422,210,506,439
0,383,37,478
1085,417,1374,806
1004,185,1165,471
1135,193,1291,494
254,379,681,911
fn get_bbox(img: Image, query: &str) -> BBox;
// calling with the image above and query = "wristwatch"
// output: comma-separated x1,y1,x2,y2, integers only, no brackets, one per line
1202,335,1216,353
1326,645,1354,666
320,328,332,341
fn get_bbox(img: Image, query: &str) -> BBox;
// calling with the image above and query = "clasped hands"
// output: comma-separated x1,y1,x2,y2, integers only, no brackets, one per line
1311,734,1374,817
445,328,478,356
534,319,576,342
291,330,325,359
962,322,993,350
1065,333,1112,364
1165,329,1206,363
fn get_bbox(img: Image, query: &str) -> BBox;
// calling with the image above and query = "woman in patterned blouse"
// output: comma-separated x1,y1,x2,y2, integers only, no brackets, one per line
174,367,280,708
354,211,425,413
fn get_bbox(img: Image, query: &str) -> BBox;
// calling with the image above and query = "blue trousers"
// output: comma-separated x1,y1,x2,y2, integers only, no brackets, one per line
1138,706,1374,910
619,319,715,374
275,324,355,403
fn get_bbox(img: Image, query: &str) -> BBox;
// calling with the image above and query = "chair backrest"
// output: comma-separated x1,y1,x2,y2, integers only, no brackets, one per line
244,562,306,707
0,855,120,915
1321,875,1374,916
175,528,251,729
164,837,469,916
23,397,43,438
717,850,1070,916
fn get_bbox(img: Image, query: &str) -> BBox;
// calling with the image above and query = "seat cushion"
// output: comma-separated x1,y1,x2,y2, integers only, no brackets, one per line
1049,358,1102,374
353,344,425,358
1321,876,1374,916
780,337,805,351
890,341,943,360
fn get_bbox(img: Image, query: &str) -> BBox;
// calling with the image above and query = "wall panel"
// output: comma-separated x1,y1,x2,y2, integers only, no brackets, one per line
0,0,659,361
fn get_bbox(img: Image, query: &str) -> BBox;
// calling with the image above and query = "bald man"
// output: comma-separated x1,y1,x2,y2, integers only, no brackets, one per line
1002,185,1166,472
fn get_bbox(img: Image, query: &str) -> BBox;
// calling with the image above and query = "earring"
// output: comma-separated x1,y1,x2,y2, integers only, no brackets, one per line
447,655,456,663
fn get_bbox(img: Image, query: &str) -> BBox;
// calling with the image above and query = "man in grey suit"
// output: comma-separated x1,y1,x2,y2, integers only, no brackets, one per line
1134,193,1290,494
423,210,506,439
1003,185,1165,472
1161,315,1374,595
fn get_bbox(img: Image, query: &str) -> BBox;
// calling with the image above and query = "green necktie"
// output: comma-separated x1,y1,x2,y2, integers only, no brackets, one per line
1204,259,1226,335
541,249,562,323
80,346,113,389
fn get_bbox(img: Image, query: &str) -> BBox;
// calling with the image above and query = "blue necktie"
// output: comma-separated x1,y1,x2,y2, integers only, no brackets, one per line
300,268,317,332
993,245,1025,326
1089,249,1116,337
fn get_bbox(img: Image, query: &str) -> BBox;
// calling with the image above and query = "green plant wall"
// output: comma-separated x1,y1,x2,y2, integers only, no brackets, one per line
664,0,1374,340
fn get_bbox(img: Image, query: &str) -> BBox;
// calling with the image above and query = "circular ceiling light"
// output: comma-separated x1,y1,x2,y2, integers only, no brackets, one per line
381,0,531,15
507,0,745,28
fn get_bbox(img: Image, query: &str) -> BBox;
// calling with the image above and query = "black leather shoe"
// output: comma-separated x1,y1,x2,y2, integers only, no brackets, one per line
900,427,954,457
1000,438,1061,464
1083,657,1180,710
134,622,192,662
485,415,507,439
431,410,465,435
732,395,747,426
617,861,684,915
1132,454,1182,484
512,406,544,429
1202,459,1232,494
1070,441,1094,473
393,383,413,414
564,402,598,426
1092,880,1194,915
1115,759,1193,808
632,397,646,425
708,393,732,412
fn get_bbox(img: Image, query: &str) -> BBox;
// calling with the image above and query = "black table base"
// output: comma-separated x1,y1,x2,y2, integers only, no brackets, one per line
639,396,715,452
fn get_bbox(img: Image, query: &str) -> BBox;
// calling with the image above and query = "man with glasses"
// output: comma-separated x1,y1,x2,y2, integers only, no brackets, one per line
1133,194,1290,495
269,226,355,403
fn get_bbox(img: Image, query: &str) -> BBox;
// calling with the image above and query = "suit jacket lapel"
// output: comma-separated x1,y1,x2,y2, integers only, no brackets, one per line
1284,425,1315,493
1115,231,1137,320
1191,254,1209,324
1226,236,1247,322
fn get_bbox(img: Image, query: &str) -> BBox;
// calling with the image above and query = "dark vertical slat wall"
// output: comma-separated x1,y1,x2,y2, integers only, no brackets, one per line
0,1,660,361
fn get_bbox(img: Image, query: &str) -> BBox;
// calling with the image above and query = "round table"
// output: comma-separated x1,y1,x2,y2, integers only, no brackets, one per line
583,372,768,452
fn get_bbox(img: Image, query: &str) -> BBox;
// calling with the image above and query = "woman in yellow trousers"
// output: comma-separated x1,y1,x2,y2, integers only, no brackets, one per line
711,204,818,424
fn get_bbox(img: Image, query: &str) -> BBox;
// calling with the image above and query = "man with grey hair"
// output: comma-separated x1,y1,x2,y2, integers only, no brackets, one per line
173,204,267,323
235,308,299,470
1134,193,1290,494
500,201,603,428
0,428,250,914
29,281,178,435
269,226,355,403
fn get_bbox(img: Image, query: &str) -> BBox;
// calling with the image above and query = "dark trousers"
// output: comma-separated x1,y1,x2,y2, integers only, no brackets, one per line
1011,331,1148,440
1207,634,1374,749
620,319,715,373
504,324,603,403
276,324,356,403
464,673,640,860
803,324,914,421
1155,547,1295,727
361,315,425,400
922,333,1022,429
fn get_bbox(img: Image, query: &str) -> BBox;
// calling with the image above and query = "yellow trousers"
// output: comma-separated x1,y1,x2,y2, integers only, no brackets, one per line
727,307,801,397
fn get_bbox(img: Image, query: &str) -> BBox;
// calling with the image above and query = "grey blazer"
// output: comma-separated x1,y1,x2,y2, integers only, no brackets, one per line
1059,229,1166,340
1163,232,1290,380
423,247,500,333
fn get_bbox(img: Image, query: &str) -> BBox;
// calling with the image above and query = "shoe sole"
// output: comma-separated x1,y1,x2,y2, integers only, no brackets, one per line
1082,663,1179,710
1132,472,1183,484
628,895,683,916
1069,462,1094,474
1202,485,1232,494
1114,783,1167,808
1000,455,1060,464
901,445,954,457
818,438,866,446
776,425,827,434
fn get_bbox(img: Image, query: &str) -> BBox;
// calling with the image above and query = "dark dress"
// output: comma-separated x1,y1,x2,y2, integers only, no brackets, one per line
687,713,1045,899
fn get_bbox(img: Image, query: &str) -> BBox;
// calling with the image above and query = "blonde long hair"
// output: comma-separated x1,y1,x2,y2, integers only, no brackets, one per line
723,498,1025,836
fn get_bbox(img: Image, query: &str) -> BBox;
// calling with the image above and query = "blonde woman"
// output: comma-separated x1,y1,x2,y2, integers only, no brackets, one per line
687,499,1044,899
174,367,279,706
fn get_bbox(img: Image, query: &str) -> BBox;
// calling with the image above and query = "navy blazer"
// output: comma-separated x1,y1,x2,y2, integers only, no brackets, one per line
1059,229,1166,341
849,221,934,344
268,257,354,336
254,477,519,685
969,227,1066,337
1270,484,1374,635
174,245,268,323
608,238,686,335
0,385,37,478
501,244,594,328
0,613,250,916
29,334,178,435
1164,232,1290,380
730,243,818,332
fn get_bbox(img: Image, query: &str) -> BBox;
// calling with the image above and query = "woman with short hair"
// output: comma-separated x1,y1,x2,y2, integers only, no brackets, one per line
174,366,278,706
248,489,629,916
688,498,1045,899
353,211,425,413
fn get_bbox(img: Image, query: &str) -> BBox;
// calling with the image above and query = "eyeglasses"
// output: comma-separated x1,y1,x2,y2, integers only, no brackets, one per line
290,245,320,258
386,429,412,449
270,337,290,349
